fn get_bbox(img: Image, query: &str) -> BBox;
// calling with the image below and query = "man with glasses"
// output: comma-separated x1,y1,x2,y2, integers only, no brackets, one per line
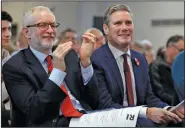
2,6,98,127
149,35,184,105
53,28,80,54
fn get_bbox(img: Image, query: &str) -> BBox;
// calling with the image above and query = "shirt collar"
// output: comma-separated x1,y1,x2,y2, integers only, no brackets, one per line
30,46,53,64
108,42,131,59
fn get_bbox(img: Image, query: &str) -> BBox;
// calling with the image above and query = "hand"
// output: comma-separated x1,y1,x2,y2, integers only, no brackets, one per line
146,107,182,124
170,106,184,121
53,41,73,71
79,32,96,68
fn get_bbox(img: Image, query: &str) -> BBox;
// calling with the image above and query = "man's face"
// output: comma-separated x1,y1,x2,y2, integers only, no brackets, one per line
166,39,184,64
27,11,56,51
2,20,12,48
63,32,77,44
103,10,133,49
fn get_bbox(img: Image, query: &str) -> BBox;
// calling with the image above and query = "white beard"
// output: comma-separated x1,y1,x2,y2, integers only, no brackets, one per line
30,33,54,52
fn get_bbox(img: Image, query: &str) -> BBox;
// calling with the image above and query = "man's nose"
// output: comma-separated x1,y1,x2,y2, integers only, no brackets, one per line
4,29,12,37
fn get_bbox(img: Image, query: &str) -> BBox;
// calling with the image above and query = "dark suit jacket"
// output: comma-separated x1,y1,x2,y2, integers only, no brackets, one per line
91,44,168,109
2,47,98,126
149,57,179,105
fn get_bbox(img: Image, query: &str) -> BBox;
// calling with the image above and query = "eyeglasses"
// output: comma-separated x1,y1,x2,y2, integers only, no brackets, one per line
171,44,184,52
26,22,60,31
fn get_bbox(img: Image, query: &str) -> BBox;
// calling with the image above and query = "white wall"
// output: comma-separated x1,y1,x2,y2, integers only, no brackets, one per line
2,1,184,54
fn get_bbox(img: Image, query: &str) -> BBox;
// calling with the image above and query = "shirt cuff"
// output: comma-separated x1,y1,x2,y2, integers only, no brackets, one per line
80,63,94,85
163,106,171,110
49,68,66,86
138,106,147,118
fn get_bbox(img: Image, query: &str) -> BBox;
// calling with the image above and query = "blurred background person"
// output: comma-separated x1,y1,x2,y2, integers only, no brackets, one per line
130,40,144,53
140,39,154,65
172,51,184,102
15,31,28,50
85,28,105,51
156,46,166,61
2,11,12,64
1,10,13,127
149,35,184,105
53,28,81,54
11,31,29,56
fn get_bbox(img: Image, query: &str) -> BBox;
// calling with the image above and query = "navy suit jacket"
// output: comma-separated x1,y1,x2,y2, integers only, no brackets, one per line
2,47,98,126
91,44,168,109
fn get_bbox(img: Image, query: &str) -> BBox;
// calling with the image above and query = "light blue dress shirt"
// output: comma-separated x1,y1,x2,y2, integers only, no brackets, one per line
30,46,94,113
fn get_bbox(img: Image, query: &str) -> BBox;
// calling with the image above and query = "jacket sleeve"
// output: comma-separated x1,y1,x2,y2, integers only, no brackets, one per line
149,62,173,104
92,59,124,109
2,62,66,124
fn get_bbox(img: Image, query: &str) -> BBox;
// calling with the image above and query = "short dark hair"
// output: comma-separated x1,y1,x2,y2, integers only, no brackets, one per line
2,11,13,22
166,35,184,47
58,28,76,41
104,4,131,25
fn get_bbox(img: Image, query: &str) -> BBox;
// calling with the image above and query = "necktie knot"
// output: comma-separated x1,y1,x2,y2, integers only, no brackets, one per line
122,54,128,61
46,55,53,75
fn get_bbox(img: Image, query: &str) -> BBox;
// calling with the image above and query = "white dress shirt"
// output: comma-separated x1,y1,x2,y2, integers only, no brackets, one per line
30,46,94,113
108,43,147,118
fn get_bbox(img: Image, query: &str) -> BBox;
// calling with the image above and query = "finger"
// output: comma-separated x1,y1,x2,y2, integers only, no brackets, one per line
58,45,72,59
164,115,177,124
175,110,184,119
84,32,96,38
165,110,182,122
57,42,73,54
82,35,95,43
58,41,73,50
54,43,72,60
159,118,168,124
53,42,71,54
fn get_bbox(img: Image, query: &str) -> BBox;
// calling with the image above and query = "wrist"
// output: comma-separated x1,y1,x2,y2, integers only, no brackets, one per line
146,107,151,119
81,59,91,68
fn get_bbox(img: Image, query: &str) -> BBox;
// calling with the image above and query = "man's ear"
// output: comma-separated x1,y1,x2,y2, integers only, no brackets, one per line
22,28,31,39
103,24,109,35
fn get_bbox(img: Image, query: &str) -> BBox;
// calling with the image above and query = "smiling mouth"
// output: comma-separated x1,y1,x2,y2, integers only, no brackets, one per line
3,39,10,42
119,34,130,37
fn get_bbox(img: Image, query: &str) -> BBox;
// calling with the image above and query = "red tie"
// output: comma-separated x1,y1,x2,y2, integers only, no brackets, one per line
123,54,134,105
46,55,83,117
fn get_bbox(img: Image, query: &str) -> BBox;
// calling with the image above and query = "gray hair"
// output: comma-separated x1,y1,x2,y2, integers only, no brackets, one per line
104,4,132,25
86,28,104,36
22,6,55,27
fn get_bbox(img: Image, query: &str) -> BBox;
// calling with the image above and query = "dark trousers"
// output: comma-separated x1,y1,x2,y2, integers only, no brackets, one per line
136,118,156,127
1,103,10,127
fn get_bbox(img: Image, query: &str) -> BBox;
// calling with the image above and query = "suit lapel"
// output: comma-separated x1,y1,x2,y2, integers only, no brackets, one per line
103,44,124,98
64,50,81,99
24,47,49,88
130,50,143,104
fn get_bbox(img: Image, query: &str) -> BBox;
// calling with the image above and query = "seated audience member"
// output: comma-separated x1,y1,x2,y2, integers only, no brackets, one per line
1,10,13,127
130,40,144,53
156,46,166,61
140,40,154,65
91,4,184,127
15,31,29,50
53,28,81,54
149,35,184,105
85,28,105,50
3,6,99,127
11,31,29,56
172,51,184,102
